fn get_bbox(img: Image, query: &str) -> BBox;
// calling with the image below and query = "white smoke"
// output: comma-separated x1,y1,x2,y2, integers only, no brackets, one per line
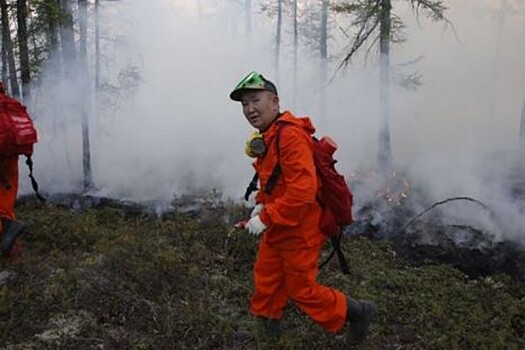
23,0,525,240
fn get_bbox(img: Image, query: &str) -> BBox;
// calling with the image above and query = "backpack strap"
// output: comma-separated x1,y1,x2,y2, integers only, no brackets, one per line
0,156,45,203
332,230,350,275
244,172,259,201
264,125,285,194
318,228,350,275
25,155,46,203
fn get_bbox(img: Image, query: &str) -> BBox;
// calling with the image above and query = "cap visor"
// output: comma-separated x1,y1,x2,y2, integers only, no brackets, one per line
229,89,244,101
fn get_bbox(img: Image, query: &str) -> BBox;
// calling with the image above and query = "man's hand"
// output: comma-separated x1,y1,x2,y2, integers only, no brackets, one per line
250,203,264,218
245,215,267,236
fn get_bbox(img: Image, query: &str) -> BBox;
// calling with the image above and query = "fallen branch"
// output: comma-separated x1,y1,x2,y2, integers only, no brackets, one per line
401,196,490,232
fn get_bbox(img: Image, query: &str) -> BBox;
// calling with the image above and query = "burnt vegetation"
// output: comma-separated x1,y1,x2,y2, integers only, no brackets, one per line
1,189,524,350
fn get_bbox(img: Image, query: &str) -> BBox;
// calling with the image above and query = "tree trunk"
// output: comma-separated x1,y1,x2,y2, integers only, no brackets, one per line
60,0,75,77
488,0,508,121
378,0,392,174
245,0,251,34
520,97,525,144
320,0,328,61
292,0,298,109
1,0,21,98
48,0,60,54
94,0,100,84
95,0,100,123
16,0,31,103
275,0,282,83
319,0,328,125
79,0,93,191
1,36,7,85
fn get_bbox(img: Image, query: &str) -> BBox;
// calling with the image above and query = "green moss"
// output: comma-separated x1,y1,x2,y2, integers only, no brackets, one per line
0,203,523,349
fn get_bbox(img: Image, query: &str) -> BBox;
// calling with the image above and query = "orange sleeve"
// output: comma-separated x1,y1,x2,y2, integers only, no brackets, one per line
260,127,317,227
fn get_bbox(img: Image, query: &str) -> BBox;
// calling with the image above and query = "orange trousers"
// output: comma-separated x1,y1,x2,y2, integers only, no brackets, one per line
0,156,21,260
250,239,347,333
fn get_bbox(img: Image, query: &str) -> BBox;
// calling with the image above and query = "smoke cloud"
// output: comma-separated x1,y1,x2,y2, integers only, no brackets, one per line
24,0,525,240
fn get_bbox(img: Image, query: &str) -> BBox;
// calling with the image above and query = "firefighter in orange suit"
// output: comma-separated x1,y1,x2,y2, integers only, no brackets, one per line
0,82,25,261
230,71,377,344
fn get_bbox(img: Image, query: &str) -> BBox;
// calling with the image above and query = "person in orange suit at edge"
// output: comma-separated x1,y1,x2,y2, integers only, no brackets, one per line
0,82,25,263
230,71,377,345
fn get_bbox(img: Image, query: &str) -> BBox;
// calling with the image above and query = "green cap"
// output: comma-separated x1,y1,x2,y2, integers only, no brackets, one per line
229,71,278,101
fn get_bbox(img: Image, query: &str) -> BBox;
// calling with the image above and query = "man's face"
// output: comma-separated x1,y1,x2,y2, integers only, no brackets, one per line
241,90,279,131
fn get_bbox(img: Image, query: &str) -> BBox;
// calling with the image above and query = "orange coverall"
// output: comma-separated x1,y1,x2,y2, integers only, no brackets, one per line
0,155,21,259
251,111,347,333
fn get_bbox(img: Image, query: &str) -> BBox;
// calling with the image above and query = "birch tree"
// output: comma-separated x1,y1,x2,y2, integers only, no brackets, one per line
334,0,448,173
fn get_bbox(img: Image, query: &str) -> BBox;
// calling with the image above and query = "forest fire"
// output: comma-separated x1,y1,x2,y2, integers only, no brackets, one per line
18,163,525,285
349,170,411,206
374,171,410,205
347,169,525,283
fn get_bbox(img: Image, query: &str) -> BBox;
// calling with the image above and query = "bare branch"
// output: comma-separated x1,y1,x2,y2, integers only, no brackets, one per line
396,55,425,67
336,1,382,70
409,0,447,21
337,17,380,70
408,0,460,43
364,33,380,64
338,25,351,39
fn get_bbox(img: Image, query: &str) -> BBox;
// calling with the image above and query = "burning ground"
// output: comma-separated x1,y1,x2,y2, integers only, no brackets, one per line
0,190,524,350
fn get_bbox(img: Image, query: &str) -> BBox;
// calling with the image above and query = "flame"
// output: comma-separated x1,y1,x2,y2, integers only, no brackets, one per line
349,170,411,206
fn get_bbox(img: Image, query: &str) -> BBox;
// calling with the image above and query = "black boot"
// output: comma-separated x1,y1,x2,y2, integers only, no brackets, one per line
263,317,281,339
1,219,25,255
256,316,281,340
346,297,377,345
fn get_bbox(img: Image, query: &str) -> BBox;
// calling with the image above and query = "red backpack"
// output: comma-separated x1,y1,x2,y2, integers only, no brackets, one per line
0,93,44,202
313,135,354,235
0,94,38,156
244,124,353,274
